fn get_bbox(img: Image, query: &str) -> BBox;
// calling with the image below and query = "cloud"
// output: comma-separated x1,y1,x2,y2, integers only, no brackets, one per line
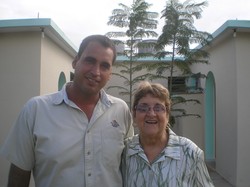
1,0,250,47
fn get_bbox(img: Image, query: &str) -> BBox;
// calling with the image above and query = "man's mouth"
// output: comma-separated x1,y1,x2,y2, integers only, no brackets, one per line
87,77,99,84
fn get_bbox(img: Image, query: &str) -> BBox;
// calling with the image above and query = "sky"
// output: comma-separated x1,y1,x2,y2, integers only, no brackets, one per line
1,0,250,48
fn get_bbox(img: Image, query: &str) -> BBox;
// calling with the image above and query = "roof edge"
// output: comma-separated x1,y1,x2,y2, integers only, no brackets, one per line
0,18,78,56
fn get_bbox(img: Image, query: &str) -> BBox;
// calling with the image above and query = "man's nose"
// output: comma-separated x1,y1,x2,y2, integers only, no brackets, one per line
91,65,101,76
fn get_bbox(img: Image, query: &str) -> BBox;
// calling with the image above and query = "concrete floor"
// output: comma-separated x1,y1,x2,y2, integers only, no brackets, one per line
209,170,233,187
207,164,233,187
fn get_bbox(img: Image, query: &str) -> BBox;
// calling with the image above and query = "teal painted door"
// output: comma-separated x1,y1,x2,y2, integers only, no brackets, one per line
205,72,215,161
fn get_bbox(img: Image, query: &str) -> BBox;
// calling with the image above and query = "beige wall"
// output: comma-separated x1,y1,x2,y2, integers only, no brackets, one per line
105,61,168,107
0,32,42,141
193,36,238,185
40,35,73,95
235,32,250,186
0,31,74,187
192,32,250,186
173,94,205,151
106,61,206,149
0,32,41,187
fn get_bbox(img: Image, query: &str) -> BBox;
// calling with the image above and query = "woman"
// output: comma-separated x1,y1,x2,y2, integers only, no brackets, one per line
122,81,214,187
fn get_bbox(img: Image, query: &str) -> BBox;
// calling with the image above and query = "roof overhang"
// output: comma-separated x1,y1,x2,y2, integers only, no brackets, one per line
0,18,78,57
201,20,250,50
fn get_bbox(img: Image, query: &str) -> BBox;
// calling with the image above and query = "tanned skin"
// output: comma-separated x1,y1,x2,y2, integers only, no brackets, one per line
8,164,31,187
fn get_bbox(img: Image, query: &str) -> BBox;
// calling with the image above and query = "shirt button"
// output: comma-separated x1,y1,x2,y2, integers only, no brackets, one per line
88,173,91,177
87,151,90,155
87,130,90,133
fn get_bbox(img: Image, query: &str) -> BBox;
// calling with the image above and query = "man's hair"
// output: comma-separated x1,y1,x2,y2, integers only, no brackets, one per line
76,35,117,64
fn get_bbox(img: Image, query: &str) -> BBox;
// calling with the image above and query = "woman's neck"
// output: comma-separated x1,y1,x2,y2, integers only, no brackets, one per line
139,130,169,163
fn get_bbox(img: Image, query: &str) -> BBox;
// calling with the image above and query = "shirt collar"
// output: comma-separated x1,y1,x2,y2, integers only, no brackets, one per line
52,82,112,107
127,129,181,160
163,129,181,160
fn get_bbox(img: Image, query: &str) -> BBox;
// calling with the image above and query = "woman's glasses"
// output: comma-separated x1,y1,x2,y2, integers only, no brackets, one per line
135,104,166,114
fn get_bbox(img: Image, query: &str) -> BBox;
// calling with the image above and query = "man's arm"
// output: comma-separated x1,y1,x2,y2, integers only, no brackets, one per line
7,164,31,187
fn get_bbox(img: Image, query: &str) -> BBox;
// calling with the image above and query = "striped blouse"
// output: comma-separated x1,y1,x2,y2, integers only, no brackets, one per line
122,129,214,187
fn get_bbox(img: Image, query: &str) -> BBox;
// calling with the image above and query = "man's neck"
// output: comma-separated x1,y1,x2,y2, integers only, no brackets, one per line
66,83,100,120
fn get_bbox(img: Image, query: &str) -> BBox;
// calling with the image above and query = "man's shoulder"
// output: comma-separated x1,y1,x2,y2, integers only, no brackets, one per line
26,91,61,107
107,94,127,105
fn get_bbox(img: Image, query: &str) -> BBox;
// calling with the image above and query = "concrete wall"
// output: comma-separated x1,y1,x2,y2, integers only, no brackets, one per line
0,32,41,187
192,32,250,186
0,31,73,187
40,35,73,95
235,32,250,187
174,93,205,151
106,61,206,149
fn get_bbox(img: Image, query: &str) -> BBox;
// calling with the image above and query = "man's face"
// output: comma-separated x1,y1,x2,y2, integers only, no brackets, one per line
72,41,113,96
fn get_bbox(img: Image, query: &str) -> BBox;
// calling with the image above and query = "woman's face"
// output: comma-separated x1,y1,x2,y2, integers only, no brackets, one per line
134,94,169,138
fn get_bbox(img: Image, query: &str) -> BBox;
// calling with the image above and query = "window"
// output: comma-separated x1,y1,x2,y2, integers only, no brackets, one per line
168,77,186,93
168,76,202,94
58,72,66,91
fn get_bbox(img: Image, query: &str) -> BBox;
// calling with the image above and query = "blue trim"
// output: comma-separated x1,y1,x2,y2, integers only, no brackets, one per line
0,18,52,27
116,55,183,62
205,71,215,161
0,18,77,52
212,20,250,39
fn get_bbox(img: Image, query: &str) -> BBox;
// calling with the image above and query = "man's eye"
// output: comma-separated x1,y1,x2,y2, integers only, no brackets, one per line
84,57,95,64
101,63,111,70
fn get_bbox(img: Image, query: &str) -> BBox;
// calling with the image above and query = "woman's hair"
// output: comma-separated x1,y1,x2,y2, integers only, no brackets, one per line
132,81,171,114
76,35,117,64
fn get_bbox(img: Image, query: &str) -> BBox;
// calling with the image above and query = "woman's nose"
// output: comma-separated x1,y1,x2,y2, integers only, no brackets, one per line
146,107,156,115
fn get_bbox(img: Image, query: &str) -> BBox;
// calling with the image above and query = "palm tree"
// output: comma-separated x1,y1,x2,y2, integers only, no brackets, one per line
106,0,158,109
147,0,213,125
154,0,212,95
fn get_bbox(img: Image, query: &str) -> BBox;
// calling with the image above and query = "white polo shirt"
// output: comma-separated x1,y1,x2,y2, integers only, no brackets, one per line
1,83,134,187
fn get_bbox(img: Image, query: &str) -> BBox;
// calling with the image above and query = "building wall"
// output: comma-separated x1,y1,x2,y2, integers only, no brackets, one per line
0,32,41,187
40,34,73,94
105,61,168,107
174,93,205,151
0,31,74,187
106,61,205,149
213,36,238,186
235,32,250,186
192,32,250,186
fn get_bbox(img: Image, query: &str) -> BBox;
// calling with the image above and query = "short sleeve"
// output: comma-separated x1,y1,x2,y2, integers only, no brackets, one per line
0,99,36,171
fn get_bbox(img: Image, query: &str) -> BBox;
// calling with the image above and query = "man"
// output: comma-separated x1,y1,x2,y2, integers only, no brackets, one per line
1,35,134,187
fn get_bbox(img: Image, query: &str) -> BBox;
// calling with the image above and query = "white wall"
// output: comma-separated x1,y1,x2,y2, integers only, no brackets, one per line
40,35,73,95
0,31,74,187
0,32,41,187
235,32,250,186
192,31,250,186
175,94,205,150
106,61,206,149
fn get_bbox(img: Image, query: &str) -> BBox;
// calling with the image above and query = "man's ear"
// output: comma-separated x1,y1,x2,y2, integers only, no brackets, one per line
72,56,78,69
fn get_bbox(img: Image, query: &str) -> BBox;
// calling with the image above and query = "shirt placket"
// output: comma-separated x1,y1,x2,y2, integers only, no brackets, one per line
85,128,94,186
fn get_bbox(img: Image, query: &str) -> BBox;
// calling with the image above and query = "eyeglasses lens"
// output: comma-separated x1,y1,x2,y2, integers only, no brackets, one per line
136,104,166,113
